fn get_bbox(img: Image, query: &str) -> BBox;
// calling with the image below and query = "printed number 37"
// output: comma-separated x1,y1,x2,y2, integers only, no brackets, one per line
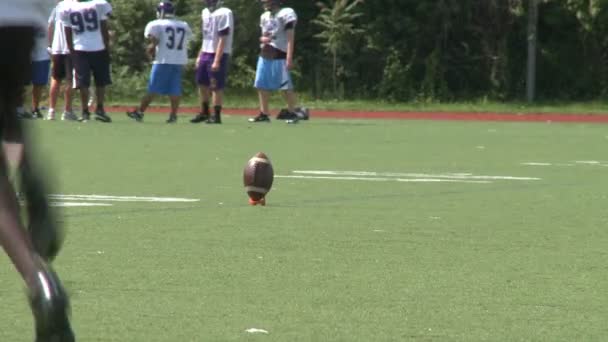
166,27,186,50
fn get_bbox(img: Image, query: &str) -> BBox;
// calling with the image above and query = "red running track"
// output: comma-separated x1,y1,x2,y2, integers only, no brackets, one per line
108,106,608,123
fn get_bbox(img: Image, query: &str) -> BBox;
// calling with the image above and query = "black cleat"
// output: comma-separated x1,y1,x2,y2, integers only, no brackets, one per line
79,111,90,122
17,110,35,120
29,265,75,342
276,108,291,120
166,114,177,124
126,109,144,122
94,109,112,123
248,113,271,123
190,113,209,123
206,115,221,124
32,108,44,119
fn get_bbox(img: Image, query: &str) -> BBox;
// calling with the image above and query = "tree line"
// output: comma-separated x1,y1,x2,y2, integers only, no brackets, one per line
109,0,608,102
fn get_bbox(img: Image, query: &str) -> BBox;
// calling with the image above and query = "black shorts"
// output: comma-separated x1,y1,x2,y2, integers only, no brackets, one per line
71,50,112,89
51,54,73,81
0,26,33,143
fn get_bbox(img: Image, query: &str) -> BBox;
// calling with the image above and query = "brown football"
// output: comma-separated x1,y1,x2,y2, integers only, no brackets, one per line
243,152,274,202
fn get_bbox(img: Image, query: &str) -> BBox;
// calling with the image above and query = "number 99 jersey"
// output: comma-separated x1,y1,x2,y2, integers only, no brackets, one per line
60,0,112,52
145,18,192,65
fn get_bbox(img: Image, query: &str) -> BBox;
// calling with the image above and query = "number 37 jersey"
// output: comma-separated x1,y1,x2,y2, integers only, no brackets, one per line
145,19,193,65
60,0,112,52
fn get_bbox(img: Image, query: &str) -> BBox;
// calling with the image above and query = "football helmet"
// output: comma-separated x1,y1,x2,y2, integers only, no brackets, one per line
156,1,175,18
260,0,284,11
205,0,223,11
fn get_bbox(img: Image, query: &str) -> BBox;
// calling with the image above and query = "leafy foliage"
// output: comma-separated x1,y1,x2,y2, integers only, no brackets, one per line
107,0,608,102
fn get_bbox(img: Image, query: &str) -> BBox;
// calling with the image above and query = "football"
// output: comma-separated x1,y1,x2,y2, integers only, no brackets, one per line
243,152,274,205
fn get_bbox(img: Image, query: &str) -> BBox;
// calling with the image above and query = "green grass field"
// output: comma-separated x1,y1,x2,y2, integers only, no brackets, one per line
1,113,608,341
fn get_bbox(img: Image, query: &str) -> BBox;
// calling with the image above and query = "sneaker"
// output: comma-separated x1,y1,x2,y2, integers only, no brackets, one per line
248,113,271,123
17,110,34,120
61,111,79,121
190,113,209,123
79,111,90,122
206,115,221,124
295,107,310,120
166,114,177,123
126,109,144,122
286,117,300,124
276,108,291,120
94,109,112,123
32,108,44,119
46,110,56,121
29,264,75,342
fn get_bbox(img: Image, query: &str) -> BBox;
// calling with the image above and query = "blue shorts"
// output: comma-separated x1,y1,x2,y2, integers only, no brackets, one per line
31,60,50,86
254,57,293,91
148,64,183,96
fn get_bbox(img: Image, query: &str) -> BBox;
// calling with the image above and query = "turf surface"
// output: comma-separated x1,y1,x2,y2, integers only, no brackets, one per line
1,113,607,341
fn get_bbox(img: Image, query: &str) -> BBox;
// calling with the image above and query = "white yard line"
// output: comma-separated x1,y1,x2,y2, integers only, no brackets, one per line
521,162,552,166
523,161,608,167
276,175,491,184
50,202,113,207
49,194,200,203
291,170,540,181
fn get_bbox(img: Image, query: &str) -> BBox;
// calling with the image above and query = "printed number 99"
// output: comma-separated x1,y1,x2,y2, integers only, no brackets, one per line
70,9,99,34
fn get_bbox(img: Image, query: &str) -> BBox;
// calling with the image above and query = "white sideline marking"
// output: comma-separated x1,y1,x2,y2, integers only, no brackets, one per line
49,194,200,203
291,170,540,181
522,162,552,166
51,202,112,207
276,175,491,184
523,161,608,167
245,328,269,334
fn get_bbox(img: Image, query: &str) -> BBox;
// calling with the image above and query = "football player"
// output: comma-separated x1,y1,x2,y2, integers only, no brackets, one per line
0,0,74,340
190,0,234,124
61,0,113,122
47,0,77,121
29,27,52,119
249,0,303,123
127,1,193,123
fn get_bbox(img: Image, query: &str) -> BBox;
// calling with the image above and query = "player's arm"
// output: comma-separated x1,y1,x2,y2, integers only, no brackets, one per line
47,8,55,50
100,2,113,51
101,20,110,52
60,10,74,54
146,35,159,60
260,15,271,44
48,22,54,50
64,26,74,54
285,21,296,70
197,14,206,68
212,28,229,71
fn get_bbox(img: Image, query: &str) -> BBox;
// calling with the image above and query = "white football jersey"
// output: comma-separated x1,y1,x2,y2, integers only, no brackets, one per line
60,0,112,52
32,27,51,61
0,0,53,28
260,8,297,53
201,7,234,55
49,1,71,55
145,18,192,65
